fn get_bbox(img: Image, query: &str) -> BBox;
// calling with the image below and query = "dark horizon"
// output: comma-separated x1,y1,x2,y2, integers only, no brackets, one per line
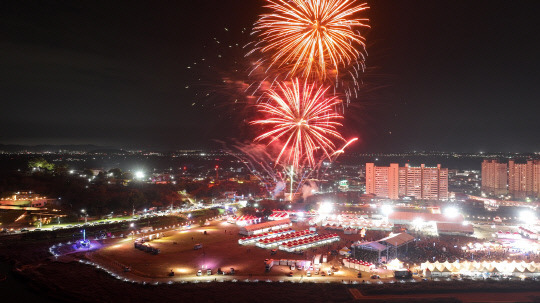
2,0,540,153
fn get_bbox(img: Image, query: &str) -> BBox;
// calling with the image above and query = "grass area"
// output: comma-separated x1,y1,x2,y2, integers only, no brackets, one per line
42,215,135,228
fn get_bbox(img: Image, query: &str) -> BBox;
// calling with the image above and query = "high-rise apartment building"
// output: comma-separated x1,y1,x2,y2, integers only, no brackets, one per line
366,163,448,200
365,163,399,199
481,160,508,196
508,160,540,199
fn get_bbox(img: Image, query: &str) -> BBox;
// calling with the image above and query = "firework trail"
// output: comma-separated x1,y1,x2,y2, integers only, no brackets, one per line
250,0,369,96
251,78,345,172
217,140,284,195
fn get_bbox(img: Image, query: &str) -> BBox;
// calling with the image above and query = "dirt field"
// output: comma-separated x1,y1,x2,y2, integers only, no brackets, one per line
92,220,372,281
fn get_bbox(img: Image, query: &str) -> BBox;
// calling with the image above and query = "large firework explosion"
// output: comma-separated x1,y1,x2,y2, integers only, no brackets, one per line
249,0,369,97
251,79,346,172
206,1,369,196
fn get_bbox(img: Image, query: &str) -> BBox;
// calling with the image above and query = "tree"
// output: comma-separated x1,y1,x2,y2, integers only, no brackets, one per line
53,164,68,175
82,169,94,178
108,168,122,179
28,158,54,171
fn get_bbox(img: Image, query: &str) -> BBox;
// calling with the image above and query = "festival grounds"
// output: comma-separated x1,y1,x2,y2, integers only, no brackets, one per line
87,219,387,282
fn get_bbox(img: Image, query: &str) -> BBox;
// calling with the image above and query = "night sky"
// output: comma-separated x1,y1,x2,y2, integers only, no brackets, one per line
2,0,539,152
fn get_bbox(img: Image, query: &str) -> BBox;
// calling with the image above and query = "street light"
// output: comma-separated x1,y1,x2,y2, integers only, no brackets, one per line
130,223,135,241
81,209,88,224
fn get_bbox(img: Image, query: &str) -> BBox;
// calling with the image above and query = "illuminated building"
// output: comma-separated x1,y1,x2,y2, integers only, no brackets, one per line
481,159,508,196
366,163,448,200
508,160,540,199
365,163,399,199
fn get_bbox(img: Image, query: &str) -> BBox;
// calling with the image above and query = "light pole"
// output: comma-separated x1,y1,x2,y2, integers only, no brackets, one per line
130,223,135,241
81,209,88,224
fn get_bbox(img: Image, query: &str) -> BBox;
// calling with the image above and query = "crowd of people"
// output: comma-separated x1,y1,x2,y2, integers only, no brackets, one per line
399,235,540,264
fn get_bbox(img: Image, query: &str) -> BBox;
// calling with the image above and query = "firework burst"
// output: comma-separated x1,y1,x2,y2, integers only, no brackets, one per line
251,79,345,171
251,0,369,87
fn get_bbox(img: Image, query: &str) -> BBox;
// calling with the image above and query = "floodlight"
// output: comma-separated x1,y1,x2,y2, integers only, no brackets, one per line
319,202,333,215
519,211,537,222
444,207,459,218
135,171,145,180
381,205,393,216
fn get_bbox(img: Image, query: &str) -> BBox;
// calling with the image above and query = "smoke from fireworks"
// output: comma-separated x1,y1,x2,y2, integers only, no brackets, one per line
251,79,345,172
250,0,369,95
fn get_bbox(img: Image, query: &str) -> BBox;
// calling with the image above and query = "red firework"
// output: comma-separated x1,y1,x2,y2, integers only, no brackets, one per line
251,79,345,170
252,0,369,83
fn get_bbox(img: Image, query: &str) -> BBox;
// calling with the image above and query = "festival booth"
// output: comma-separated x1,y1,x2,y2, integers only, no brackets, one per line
519,227,539,240
318,214,393,231
344,228,360,235
278,233,340,252
421,260,540,278
386,258,404,270
496,230,522,239
269,211,290,221
229,215,261,226
436,222,474,235
238,228,294,245
238,219,292,236
256,230,316,249
343,257,375,272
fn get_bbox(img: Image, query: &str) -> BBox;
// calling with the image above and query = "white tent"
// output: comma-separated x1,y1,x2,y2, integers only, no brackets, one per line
421,260,540,277
339,246,351,256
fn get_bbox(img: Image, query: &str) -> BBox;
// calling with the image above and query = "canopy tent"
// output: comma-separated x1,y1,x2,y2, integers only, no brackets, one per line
386,258,404,270
436,222,474,235
378,232,415,247
339,246,351,256
389,211,464,224
422,261,540,277
239,219,292,236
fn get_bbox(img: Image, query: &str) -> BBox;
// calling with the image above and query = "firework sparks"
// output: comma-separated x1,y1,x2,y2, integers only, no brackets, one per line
253,0,369,83
251,79,345,171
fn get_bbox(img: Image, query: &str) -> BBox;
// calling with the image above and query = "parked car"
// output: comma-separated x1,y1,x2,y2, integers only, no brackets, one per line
370,275,380,279
287,271,293,277
197,270,202,276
